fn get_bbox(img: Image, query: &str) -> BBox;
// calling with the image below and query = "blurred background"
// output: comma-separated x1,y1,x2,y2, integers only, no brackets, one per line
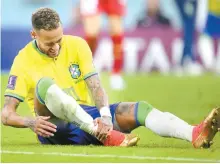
1,0,220,75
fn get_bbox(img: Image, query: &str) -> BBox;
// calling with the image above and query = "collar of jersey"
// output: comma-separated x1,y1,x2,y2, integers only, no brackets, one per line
32,40,60,59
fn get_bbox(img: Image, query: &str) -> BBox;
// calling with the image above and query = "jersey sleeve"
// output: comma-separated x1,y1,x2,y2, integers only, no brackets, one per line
4,55,30,102
77,38,97,80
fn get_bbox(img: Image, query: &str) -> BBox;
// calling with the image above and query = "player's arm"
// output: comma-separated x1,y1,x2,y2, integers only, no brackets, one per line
1,96,56,137
85,74,109,110
1,56,34,128
77,37,112,118
1,96,32,128
77,37,112,119
2,55,56,137
85,74,113,120
77,37,112,140
85,75,113,140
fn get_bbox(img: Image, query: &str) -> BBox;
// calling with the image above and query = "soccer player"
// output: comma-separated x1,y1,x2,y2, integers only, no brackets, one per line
174,0,203,75
201,0,220,74
1,7,137,146
1,8,220,148
80,0,126,90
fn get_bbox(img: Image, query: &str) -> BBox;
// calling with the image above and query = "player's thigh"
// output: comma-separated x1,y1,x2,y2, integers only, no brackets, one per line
105,0,125,35
80,0,102,36
34,96,54,117
114,102,137,132
82,15,102,36
108,15,124,35
35,102,102,145
38,122,102,145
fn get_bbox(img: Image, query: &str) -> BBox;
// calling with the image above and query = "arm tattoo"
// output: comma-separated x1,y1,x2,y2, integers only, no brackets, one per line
2,96,36,129
85,74,109,109
115,103,135,116
4,96,19,108
2,111,13,125
2,96,20,125
24,118,36,131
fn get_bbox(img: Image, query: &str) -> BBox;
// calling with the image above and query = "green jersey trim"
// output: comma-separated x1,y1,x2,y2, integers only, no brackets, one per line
4,92,25,102
83,72,98,80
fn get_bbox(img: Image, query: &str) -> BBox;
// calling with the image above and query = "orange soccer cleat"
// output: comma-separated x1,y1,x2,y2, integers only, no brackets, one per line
103,130,139,147
192,107,220,148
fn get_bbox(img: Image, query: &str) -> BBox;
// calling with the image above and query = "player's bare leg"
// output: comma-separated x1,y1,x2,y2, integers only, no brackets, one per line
82,15,101,55
108,15,125,90
114,101,220,148
35,77,139,146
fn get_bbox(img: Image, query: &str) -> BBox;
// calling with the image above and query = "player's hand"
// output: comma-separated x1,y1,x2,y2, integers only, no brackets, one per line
27,116,57,137
94,116,113,142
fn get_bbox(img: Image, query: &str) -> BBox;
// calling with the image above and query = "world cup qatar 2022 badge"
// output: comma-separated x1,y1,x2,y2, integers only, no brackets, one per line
7,75,17,90
69,64,81,79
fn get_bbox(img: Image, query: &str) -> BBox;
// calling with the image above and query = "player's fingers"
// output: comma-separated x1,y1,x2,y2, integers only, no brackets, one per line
95,125,102,139
40,124,57,133
40,116,51,120
94,117,101,125
37,131,48,138
41,119,57,129
95,131,100,139
99,132,108,141
37,131,43,137
38,128,54,137
95,121,104,139
96,131,102,140
97,126,108,141
99,132,107,142
101,125,112,141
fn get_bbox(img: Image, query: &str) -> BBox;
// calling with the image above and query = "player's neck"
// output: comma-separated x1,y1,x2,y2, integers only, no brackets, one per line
34,40,45,55
34,40,60,58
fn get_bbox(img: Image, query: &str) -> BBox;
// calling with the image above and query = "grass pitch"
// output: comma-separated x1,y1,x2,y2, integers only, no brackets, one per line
1,73,220,162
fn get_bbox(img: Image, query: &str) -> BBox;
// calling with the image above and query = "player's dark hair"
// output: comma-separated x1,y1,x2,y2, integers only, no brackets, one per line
32,7,61,31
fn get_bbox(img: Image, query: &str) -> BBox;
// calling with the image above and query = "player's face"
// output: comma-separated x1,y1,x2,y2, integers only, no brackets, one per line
32,24,63,58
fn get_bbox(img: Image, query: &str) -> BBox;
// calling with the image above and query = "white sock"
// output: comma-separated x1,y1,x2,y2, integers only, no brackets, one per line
145,108,194,142
45,84,97,135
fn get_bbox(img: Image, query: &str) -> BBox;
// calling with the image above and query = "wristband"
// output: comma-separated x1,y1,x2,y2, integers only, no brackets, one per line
100,106,112,118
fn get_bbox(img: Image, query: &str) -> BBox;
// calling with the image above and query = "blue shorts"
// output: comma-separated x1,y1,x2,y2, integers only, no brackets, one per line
204,13,220,38
37,103,120,145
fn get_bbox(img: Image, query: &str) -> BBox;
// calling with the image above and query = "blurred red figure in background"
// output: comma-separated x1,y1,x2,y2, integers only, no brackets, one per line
80,0,126,90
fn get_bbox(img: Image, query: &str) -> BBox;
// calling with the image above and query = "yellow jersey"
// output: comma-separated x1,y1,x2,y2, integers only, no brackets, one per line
5,35,97,115
209,0,220,15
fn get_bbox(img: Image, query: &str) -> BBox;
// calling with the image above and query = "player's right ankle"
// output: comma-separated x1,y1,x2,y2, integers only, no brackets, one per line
103,130,125,146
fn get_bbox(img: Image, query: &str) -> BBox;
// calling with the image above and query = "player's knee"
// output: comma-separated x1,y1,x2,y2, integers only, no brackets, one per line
136,101,154,126
36,77,55,104
137,101,154,111
109,16,123,35
34,96,54,117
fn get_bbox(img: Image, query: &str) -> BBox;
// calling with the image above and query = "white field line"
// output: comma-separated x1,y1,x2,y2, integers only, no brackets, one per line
1,150,220,162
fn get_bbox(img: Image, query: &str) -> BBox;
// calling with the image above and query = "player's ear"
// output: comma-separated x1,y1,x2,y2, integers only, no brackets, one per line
30,30,37,39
